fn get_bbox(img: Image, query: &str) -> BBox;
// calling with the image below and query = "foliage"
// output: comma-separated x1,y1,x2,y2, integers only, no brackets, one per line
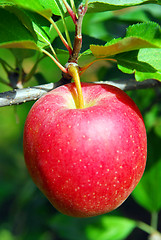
1,0,161,86
0,0,161,239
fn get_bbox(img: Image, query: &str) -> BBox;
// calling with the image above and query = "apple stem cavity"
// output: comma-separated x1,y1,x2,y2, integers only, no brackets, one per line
68,63,84,109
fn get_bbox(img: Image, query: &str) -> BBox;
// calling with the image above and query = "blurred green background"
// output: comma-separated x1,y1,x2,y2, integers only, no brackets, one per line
0,4,161,240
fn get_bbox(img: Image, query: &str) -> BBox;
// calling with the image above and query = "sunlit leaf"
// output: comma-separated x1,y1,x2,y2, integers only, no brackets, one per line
90,22,161,58
86,216,136,240
117,49,161,81
23,10,51,49
38,0,63,16
90,37,159,58
138,48,161,71
126,22,161,45
0,0,52,19
83,0,158,12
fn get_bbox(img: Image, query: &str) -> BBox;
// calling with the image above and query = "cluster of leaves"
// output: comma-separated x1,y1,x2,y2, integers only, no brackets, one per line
1,0,161,89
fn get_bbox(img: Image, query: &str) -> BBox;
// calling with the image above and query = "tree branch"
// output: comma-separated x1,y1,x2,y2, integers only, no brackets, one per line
68,4,87,63
0,79,161,107
98,79,161,91
0,83,55,107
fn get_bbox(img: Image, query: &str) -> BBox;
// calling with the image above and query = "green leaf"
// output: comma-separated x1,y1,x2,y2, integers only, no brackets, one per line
135,73,161,82
126,22,161,45
86,216,136,240
38,0,64,16
0,0,52,19
138,48,161,71
90,22,161,58
0,0,67,17
90,37,159,58
83,0,158,12
5,6,38,38
23,10,51,49
132,130,161,212
117,49,161,81
89,22,161,82
0,8,39,50
1,5,51,49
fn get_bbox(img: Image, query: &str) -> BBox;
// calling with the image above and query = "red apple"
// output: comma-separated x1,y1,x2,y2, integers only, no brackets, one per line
23,82,147,217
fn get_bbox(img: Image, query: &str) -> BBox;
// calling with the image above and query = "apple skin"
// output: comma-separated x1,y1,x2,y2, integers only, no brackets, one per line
23,82,147,217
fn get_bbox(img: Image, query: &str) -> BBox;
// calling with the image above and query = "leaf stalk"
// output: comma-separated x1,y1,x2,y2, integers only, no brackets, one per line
42,49,68,73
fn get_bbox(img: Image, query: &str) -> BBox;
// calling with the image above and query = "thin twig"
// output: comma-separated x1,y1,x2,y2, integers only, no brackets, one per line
62,0,77,24
68,4,87,63
56,0,73,49
49,18,72,54
137,220,161,236
0,79,161,107
70,0,77,15
98,79,161,91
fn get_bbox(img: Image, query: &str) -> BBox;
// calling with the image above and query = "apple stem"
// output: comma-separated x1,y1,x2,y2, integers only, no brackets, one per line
67,63,84,109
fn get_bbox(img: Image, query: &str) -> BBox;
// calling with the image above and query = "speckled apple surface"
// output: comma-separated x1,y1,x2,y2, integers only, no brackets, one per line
23,83,147,217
